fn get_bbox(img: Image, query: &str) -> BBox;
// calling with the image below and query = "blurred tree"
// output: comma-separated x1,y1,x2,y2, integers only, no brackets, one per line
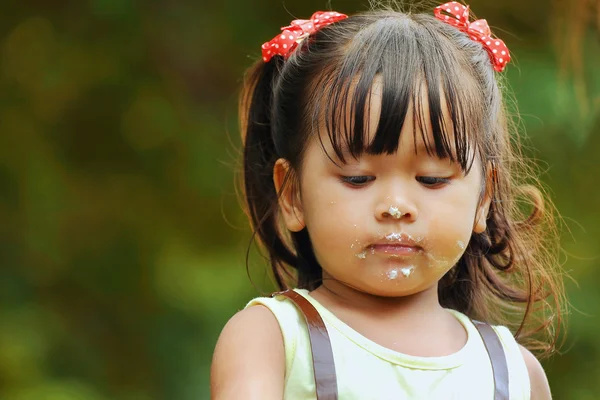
0,1,597,399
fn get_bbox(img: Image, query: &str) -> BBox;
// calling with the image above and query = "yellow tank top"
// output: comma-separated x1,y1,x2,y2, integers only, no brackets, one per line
246,288,531,399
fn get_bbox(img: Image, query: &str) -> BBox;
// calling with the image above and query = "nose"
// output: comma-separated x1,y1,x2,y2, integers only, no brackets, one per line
375,195,418,223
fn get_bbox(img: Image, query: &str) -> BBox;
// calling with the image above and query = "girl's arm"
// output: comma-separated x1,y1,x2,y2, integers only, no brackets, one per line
210,305,285,400
519,345,552,400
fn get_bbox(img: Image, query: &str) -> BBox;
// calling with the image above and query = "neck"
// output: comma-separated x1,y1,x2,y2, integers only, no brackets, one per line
309,272,467,358
313,272,445,321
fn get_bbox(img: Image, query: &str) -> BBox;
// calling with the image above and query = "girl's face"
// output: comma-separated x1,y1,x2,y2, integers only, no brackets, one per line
275,88,490,298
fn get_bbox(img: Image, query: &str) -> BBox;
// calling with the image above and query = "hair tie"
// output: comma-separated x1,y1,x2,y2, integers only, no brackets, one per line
261,11,348,63
434,2,511,72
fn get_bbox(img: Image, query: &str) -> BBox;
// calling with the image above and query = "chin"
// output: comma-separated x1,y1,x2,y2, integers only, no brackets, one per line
363,279,433,298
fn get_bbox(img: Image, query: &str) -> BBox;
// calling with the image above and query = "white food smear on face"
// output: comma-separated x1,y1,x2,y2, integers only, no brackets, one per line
385,232,401,241
387,269,399,279
356,251,367,259
385,266,414,280
425,252,448,268
384,232,424,244
457,240,465,249
388,205,403,219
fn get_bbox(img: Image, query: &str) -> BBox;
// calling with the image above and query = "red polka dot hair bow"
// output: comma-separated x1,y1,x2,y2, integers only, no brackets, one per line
434,2,510,72
261,11,348,62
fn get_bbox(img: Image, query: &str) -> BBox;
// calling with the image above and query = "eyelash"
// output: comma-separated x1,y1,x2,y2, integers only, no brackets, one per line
341,176,451,188
341,176,375,186
416,176,451,187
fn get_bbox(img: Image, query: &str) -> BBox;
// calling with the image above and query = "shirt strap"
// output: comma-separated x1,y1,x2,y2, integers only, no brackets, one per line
473,320,510,400
274,289,338,400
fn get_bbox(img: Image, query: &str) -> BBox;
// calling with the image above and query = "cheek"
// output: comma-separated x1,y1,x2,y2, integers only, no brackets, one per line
301,183,370,258
425,190,479,261
429,216,472,251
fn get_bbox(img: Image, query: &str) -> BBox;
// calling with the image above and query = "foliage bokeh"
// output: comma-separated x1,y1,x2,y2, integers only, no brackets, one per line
0,0,598,399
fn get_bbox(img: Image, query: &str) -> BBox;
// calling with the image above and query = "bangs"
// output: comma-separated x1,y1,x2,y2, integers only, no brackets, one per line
309,14,485,172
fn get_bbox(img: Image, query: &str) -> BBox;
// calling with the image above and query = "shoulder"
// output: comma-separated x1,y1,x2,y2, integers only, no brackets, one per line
518,345,552,400
210,305,285,400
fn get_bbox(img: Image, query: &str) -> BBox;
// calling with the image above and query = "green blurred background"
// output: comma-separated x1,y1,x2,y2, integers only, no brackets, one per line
0,0,598,399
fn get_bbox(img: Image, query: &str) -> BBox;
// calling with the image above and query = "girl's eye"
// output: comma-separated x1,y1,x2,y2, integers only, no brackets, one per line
341,176,375,187
417,176,451,187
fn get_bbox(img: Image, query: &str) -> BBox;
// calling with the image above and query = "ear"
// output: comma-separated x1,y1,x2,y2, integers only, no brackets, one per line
273,158,305,232
473,167,494,234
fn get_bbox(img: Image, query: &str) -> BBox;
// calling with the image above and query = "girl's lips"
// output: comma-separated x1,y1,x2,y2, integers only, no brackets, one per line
369,244,422,256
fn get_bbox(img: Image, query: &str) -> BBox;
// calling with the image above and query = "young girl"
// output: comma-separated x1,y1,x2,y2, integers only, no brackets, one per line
211,2,565,399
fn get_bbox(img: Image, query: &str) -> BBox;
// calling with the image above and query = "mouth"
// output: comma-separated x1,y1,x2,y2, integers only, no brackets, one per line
368,232,423,256
368,243,422,256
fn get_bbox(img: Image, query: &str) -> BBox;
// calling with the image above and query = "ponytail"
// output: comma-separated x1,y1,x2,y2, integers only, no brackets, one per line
239,58,300,290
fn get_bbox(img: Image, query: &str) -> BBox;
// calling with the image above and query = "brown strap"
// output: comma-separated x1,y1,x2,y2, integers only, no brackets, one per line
473,321,510,400
273,290,338,400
